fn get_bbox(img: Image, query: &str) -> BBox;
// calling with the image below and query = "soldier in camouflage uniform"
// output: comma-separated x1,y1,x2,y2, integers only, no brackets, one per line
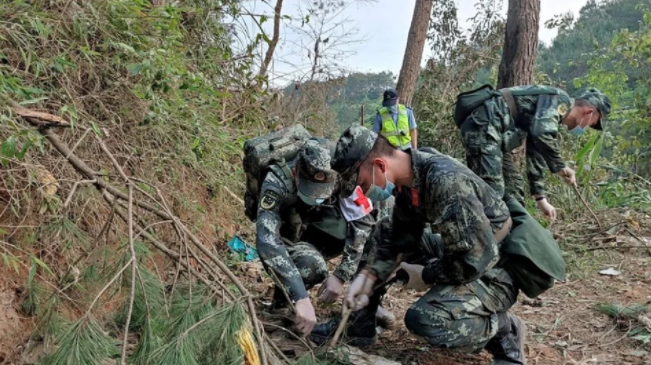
459,86,611,220
256,138,376,336
315,126,526,365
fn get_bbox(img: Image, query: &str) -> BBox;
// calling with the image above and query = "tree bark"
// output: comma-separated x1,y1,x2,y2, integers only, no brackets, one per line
497,0,541,88
258,0,284,79
497,0,541,184
396,0,434,106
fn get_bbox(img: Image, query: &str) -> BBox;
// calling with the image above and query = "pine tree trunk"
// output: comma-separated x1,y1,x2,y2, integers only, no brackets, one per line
396,0,434,106
497,0,541,189
497,0,540,88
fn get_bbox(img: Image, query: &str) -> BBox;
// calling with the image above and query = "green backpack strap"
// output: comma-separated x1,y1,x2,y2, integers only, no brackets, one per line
269,159,295,194
499,88,518,121
498,86,562,122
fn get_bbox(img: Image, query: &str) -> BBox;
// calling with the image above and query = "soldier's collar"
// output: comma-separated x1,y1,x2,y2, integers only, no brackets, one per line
409,149,427,193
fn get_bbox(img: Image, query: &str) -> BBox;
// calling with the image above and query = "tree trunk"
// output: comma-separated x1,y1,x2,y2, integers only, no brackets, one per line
498,0,541,189
396,0,434,106
258,0,284,79
497,0,540,88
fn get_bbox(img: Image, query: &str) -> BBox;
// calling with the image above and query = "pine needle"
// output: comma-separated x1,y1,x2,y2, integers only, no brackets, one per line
35,297,68,347
130,315,163,365
115,268,165,332
40,317,119,365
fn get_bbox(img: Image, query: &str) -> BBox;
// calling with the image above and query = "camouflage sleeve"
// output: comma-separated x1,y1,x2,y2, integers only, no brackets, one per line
525,138,548,196
529,95,568,174
255,174,307,301
332,213,374,282
422,174,500,285
368,194,424,282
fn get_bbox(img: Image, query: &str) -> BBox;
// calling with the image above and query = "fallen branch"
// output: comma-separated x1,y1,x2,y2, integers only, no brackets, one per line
120,185,137,365
583,245,651,252
64,179,96,207
17,112,269,365
572,184,602,230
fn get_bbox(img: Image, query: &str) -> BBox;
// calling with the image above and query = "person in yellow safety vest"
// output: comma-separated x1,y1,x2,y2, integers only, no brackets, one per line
372,88,418,150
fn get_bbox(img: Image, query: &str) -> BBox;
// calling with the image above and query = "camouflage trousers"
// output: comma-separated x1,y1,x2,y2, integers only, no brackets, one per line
273,237,377,306
404,267,518,353
368,217,518,353
459,99,526,205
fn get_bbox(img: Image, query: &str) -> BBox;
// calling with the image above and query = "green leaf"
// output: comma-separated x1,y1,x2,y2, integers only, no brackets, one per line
20,97,49,105
32,256,54,276
22,87,48,95
1,136,17,165
575,133,598,177
16,138,33,160
90,122,102,137
28,259,37,287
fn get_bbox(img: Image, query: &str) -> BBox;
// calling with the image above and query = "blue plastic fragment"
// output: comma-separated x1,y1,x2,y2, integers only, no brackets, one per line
227,235,259,262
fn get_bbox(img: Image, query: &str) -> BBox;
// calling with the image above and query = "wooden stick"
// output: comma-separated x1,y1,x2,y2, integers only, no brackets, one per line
120,185,136,365
328,303,353,350
572,184,602,230
583,245,650,252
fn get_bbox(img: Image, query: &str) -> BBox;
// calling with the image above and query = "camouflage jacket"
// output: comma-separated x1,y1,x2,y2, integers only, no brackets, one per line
367,149,511,285
504,85,572,195
256,165,374,301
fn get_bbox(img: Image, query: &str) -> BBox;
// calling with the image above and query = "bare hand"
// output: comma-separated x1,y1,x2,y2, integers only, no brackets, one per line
536,198,557,221
318,274,344,304
558,167,577,187
400,262,429,292
294,298,316,336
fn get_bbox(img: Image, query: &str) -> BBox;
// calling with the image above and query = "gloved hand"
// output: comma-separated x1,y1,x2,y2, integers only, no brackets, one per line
317,274,344,304
345,273,375,311
558,167,577,187
294,298,316,336
536,198,557,221
400,262,429,292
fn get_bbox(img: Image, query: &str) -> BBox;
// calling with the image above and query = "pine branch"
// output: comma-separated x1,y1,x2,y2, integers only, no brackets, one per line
121,185,137,364
41,317,119,365
20,108,271,365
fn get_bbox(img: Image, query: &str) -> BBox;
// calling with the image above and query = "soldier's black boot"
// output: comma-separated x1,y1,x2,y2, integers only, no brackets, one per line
309,306,378,347
486,313,527,365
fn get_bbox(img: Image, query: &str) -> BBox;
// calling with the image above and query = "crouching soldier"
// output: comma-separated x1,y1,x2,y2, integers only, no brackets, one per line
255,138,394,336
312,126,565,364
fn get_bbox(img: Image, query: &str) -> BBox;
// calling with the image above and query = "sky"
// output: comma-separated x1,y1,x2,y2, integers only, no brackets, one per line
240,0,591,86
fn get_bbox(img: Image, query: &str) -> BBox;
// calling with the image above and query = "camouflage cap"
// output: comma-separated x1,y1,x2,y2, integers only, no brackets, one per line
331,126,378,197
296,138,337,200
577,88,611,130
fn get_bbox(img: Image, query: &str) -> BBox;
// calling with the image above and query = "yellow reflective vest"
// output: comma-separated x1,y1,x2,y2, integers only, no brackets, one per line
379,104,411,149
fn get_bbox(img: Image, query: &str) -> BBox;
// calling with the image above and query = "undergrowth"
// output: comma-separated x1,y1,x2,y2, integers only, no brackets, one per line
0,0,289,363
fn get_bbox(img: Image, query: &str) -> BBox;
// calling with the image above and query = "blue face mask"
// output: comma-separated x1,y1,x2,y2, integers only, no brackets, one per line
569,125,586,137
298,191,325,206
569,113,591,137
365,164,395,202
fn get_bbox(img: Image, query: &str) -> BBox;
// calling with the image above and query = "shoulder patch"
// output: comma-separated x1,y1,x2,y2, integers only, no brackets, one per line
557,103,569,116
260,190,280,210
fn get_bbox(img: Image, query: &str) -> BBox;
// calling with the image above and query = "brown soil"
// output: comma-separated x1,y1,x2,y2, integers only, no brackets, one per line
0,266,34,364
